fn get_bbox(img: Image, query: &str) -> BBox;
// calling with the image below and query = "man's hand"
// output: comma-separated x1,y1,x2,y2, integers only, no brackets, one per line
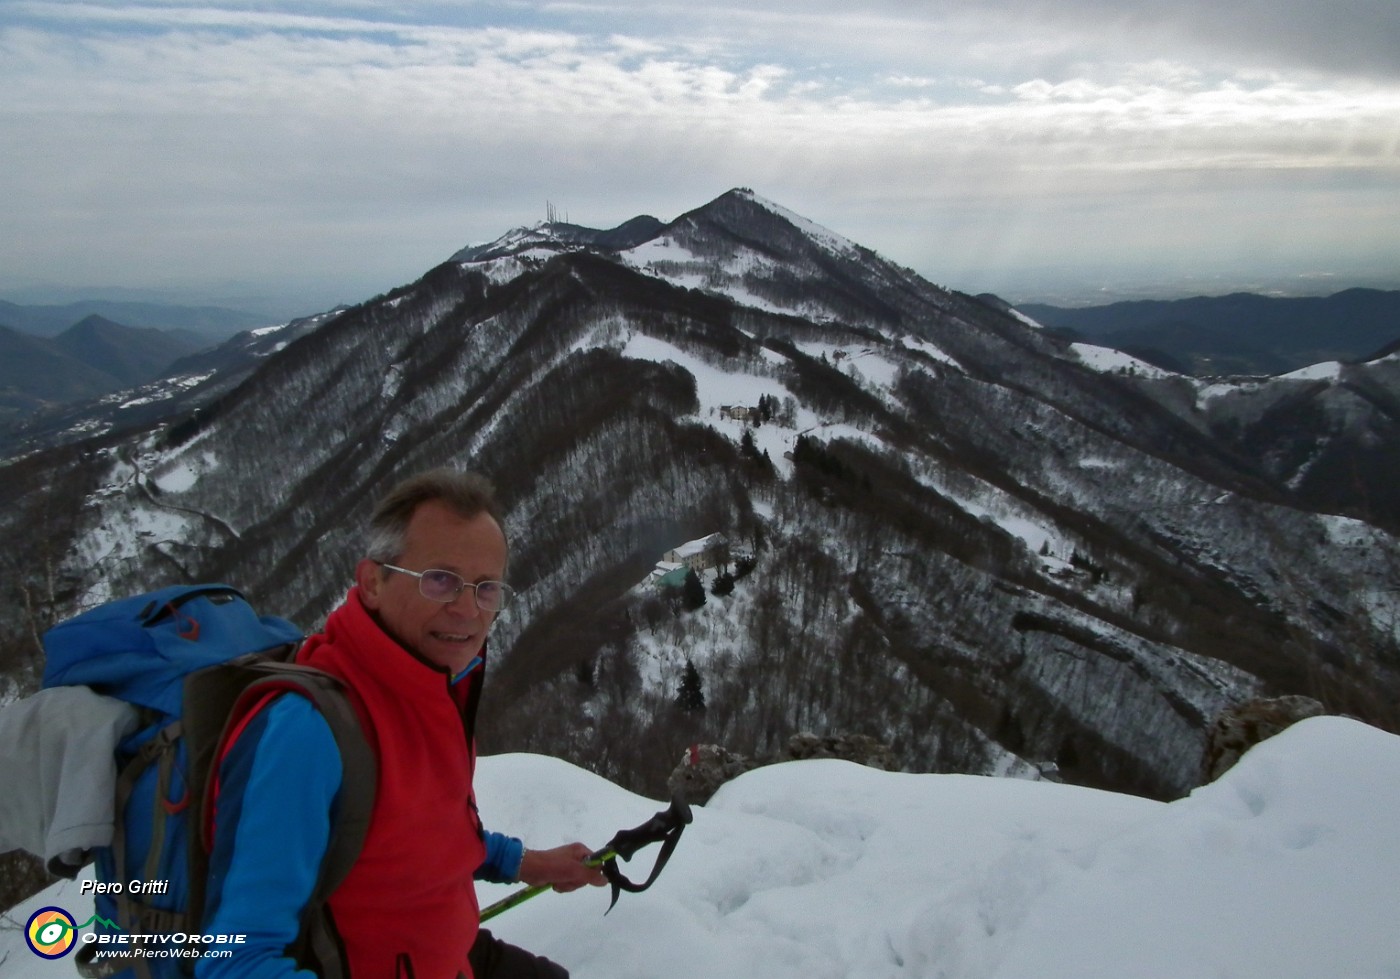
517,843,608,893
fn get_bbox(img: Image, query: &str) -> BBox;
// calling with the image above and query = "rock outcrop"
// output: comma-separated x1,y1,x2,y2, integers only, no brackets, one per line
1202,695,1326,783
667,732,898,804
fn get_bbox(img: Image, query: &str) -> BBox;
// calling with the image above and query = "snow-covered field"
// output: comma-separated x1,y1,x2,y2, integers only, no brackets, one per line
5,716,1397,978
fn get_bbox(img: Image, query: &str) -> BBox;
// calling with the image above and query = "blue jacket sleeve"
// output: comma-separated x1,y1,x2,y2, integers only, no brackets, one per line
197,694,342,979
476,829,524,883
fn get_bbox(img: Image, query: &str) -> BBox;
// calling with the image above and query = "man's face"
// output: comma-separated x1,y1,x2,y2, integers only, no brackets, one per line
356,500,508,675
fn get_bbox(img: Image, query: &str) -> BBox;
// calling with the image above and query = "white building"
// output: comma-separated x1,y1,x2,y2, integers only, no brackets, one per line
661,532,729,572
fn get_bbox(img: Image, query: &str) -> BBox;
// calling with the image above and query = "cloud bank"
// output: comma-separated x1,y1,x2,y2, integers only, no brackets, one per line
2,0,1397,309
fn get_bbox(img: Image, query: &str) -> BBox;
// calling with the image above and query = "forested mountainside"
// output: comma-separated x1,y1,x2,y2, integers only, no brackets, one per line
2,189,1397,808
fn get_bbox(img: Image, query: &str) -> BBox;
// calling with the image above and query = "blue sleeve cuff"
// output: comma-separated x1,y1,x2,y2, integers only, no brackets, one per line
476,830,524,883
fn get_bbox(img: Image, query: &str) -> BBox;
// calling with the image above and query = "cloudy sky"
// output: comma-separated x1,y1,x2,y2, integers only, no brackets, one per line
3,0,1398,314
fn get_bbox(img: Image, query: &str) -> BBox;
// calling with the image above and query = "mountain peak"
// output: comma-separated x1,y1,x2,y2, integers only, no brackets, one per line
445,189,904,328
452,214,664,264
62,313,132,338
52,313,200,389
450,189,858,271
679,188,860,258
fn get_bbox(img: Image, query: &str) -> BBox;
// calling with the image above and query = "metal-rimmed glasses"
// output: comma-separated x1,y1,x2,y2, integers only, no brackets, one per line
376,562,515,611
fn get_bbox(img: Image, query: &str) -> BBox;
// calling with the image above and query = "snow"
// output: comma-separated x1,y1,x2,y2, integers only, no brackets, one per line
907,463,1070,570
6,717,1398,979
617,208,851,323
73,504,193,585
899,335,961,369
741,191,859,257
151,452,216,493
1320,512,1393,549
621,239,800,318
789,342,902,391
1193,360,1349,410
1279,360,1344,382
615,333,809,475
469,250,564,286
381,363,404,400
1195,378,1258,406
619,335,788,410
1070,342,1176,379
619,238,711,288
668,533,725,560
116,372,216,409
612,332,912,479
1007,308,1044,330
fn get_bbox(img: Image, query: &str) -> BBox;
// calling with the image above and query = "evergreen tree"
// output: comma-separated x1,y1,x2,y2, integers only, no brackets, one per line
575,658,595,688
712,570,735,597
682,567,707,611
676,658,706,713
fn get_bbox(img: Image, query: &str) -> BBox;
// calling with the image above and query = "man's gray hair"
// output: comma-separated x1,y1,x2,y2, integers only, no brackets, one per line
364,469,506,562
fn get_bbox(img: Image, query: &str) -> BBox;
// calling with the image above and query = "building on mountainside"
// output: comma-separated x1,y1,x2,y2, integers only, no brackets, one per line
645,533,729,590
663,532,729,572
647,563,689,590
719,405,756,422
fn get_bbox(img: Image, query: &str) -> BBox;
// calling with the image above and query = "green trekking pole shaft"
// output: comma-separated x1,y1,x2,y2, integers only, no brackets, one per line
479,849,615,923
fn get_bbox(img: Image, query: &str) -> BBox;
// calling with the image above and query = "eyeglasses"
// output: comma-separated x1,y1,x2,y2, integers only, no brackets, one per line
376,563,515,611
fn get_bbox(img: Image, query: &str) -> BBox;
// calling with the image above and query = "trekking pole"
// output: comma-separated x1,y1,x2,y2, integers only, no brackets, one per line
480,795,692,922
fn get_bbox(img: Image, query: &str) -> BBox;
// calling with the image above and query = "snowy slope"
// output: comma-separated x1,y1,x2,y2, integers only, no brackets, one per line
6,717,1397,979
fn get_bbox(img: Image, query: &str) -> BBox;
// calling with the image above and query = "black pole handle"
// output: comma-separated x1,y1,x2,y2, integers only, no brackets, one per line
594,795,692,863
593,795,692,912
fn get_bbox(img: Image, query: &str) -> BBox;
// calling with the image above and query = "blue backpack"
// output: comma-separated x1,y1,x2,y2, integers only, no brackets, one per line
39,584,375,978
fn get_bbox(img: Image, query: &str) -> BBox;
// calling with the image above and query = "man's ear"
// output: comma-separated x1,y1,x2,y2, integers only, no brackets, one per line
356,558,384,610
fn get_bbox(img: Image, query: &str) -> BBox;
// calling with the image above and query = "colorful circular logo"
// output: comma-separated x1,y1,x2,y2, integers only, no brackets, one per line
26,906,78,959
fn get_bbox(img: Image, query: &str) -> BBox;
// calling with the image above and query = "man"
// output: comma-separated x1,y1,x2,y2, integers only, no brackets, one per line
199,470,603,978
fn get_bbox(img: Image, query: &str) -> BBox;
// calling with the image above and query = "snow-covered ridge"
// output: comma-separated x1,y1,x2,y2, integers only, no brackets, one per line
1279,360,1344,381
1064,335,1388,417
736,188,861,257
467,224,573,258
1069,342,1176,379
1008,307,1044,329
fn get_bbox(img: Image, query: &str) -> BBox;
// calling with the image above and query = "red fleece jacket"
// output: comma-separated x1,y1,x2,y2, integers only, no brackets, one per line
298,588,486,979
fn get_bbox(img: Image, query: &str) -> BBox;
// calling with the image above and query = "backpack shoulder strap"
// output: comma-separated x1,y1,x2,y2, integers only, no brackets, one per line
183,655,377,976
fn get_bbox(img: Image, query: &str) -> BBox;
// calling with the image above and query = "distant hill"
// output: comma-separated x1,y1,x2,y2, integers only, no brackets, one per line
0,324,118,403
0,298,269,341
0,308,339,456
54,314,204,388
1016,289,1400,376
0,315,203,411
